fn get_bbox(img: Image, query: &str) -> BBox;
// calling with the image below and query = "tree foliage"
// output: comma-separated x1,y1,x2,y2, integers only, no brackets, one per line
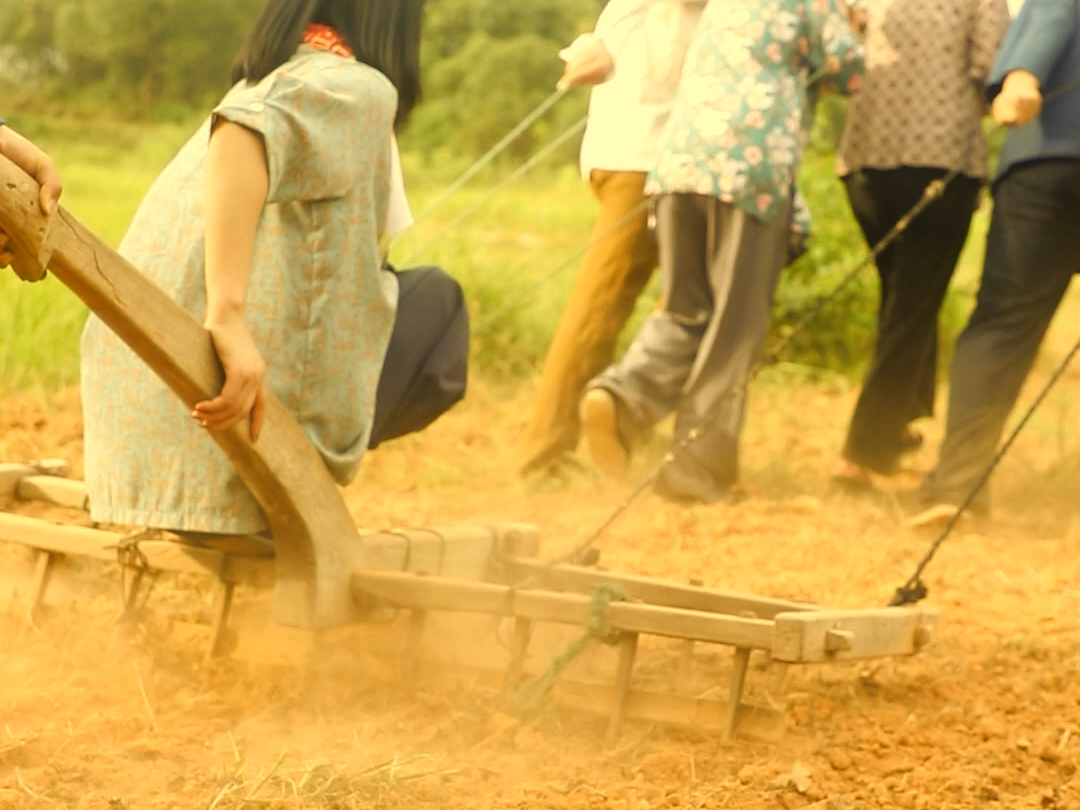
1,0,603,152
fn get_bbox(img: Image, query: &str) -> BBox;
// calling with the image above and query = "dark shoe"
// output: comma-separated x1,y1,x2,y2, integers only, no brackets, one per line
580,387,633,478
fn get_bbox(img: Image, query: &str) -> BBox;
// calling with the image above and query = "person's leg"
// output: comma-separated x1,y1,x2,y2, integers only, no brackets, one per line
655,197,791,503
581,193,711,476
519,170,657,475
842,169,981,474
919,160,1080,513
368,266,469,450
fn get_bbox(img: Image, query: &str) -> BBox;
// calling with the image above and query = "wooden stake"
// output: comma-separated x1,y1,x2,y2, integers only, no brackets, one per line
504,616,534,692
206,582,236,664
28,551,55,624
119,569,146,626
606,632,639,747
404,608,428,687
723,647,751,741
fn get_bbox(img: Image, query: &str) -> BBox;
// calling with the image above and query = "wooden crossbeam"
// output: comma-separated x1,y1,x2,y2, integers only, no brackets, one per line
0,511,538,590
351,571,777,649
17,476,90,511
501,558,821,619
0,512,275,585
772,608,938,663
0,461,71,498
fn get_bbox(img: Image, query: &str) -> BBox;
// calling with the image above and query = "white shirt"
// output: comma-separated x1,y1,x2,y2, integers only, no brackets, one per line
578,0,705,179
386,134,413,240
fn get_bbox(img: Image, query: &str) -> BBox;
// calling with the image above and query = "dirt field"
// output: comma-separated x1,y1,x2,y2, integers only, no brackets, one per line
1,312,1079,809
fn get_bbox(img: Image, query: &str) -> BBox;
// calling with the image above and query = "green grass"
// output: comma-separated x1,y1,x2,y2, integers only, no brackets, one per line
0,112,985,395
0,112,663,392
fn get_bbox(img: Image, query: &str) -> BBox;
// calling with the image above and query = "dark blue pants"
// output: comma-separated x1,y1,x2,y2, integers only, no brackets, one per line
369,265,469,449
920,159,1080,509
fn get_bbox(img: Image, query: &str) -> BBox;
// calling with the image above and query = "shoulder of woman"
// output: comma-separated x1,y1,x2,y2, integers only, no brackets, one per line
252,50,398,112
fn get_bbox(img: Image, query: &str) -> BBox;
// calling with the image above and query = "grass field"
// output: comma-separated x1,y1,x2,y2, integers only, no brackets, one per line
0,110,989,397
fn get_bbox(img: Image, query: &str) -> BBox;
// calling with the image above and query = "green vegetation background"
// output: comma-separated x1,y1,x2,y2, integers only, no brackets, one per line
0,0,992,393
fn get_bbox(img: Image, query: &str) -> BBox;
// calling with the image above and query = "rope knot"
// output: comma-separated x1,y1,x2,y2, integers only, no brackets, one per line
584,583,628,646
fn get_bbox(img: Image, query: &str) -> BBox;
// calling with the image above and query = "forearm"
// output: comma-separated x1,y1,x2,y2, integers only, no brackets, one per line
0,125,48,178
986,0,1075,99
203,121,269,325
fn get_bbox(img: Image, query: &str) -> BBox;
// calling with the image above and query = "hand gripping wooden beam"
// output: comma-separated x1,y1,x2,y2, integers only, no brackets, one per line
0,152,368,629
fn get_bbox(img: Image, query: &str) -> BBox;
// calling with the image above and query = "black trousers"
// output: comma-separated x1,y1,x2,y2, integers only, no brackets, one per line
368,265,469,449
921,159,1080,508
841,167,982,473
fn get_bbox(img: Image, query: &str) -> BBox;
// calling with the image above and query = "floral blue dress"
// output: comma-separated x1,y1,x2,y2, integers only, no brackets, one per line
648,0,865,223
80,46,399,535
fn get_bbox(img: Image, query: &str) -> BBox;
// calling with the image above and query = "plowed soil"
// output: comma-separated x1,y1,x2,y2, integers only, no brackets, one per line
1,313,1079,810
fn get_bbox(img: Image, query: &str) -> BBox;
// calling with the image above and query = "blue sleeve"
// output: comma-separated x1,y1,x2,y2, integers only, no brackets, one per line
986,0,1077,100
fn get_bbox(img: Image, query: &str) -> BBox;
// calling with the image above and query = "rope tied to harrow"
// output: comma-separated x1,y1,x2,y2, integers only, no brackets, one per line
888,330,1080,607
508,583,628,718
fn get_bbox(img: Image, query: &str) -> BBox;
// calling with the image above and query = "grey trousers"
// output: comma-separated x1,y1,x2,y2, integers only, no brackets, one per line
920,159,1080,511
590,192,791,498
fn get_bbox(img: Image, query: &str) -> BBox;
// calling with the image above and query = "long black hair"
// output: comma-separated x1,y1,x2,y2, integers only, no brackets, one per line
231,0,425,129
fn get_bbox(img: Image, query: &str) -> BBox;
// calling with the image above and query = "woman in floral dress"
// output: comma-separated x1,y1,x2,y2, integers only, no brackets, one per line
581,0,865,504
80,0,434,537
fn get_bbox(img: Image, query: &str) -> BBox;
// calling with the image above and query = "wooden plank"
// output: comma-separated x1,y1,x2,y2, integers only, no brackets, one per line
501,559,820,620
357,525,527,581
0,460,70,498
555,682,786,743
17,476,90,510
412,657,786,742
1,152,364,629
351,572,776,650
771,608,940,664
0,512,275,586
166,623,785,741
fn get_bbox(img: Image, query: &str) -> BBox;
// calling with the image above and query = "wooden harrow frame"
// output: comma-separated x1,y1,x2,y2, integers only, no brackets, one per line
0,153,939,745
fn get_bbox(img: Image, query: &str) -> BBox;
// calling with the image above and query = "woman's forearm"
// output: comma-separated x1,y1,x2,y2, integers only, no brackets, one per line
0,126,43,174
203,120,269,325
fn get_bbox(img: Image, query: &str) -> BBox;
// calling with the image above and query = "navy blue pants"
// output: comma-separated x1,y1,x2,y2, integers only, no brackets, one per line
921,159,1080,508
369,265,469,449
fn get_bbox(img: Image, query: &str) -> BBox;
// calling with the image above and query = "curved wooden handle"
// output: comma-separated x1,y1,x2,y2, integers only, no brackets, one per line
0,154,56,281
0,152,364,628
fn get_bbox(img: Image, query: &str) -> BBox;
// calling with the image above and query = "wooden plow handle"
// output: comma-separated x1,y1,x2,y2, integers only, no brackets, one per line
0,152,363,629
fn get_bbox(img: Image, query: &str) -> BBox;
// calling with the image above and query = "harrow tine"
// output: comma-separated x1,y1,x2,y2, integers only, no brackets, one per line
723,647,752,742
504,617,534,693
206,582,237,664
606,632,639,747
28,550,56,625
118,568,146,627
404,608,428,687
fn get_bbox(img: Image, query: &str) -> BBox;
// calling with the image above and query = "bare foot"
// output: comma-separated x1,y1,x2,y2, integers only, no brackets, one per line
829,459,874,490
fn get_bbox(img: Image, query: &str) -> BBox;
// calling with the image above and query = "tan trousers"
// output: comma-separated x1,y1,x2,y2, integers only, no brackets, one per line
519,170,658,475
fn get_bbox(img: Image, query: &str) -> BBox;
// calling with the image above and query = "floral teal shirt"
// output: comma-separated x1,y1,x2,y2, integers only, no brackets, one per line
81,47,399,535
647,0,865,224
